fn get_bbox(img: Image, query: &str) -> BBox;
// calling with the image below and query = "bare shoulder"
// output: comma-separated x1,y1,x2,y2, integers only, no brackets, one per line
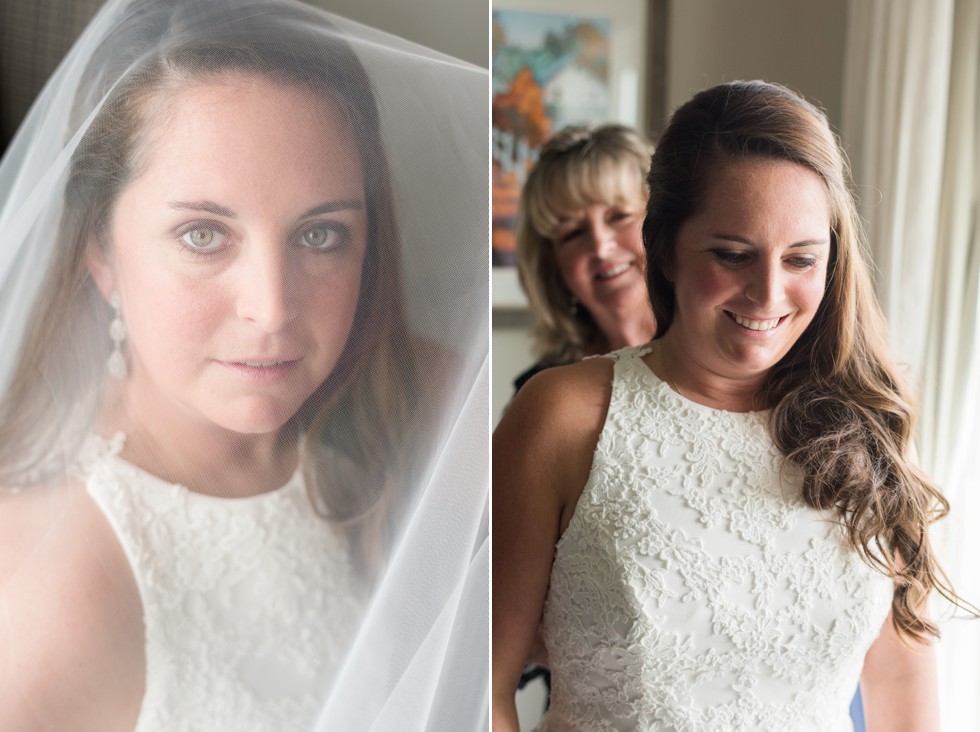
0,478,143,731
497,356,615,440
0,478,81,584
494,356,615,511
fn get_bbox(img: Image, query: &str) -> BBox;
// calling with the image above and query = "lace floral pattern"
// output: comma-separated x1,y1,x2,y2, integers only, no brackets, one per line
538,347,893,732
75,433,365,732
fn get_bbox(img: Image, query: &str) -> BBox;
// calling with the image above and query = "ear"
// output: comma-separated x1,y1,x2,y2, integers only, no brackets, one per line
85,243,115,302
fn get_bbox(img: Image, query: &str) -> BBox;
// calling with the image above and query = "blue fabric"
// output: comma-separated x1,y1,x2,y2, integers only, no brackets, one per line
850,687,865,731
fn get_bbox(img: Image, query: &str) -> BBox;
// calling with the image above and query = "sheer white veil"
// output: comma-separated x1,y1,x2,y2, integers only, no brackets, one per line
0,0,488,729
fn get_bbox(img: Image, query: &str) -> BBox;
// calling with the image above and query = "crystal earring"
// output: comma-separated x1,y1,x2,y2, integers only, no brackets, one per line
107,291,128,380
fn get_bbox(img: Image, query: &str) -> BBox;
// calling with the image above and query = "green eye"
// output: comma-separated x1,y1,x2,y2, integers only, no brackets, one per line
182,227,221,249
302,226,341,249
304,228,327,247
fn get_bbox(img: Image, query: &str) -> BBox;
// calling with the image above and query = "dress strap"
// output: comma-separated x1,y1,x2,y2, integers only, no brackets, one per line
71,432,127,478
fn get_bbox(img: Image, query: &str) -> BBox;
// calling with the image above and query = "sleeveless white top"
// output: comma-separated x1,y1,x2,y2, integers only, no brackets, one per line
537,346,893,732
74,433,365,732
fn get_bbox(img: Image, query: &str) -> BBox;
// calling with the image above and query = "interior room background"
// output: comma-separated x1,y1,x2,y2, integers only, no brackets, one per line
492,0,846,423
492,0,980,729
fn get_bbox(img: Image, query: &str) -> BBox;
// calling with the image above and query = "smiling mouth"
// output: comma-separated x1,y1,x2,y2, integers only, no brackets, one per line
726,312,786,331
596,263,631,281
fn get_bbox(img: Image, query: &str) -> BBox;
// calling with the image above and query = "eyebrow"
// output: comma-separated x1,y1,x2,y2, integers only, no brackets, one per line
169,200,237,217
168,199,366,219
299,200,365,218
712,233,829,248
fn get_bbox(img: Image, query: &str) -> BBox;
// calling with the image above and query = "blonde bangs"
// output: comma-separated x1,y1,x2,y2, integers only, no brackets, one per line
526,155,646,240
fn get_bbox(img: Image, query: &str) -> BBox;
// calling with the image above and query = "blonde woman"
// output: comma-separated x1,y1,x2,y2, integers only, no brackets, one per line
514,125,656,390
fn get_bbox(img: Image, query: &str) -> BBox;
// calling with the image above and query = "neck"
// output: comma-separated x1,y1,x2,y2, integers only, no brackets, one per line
98,382,298,498
595,309,657,353
647,332,766,412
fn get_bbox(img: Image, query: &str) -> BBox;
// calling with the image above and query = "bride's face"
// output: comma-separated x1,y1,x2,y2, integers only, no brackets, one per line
92,75,367,435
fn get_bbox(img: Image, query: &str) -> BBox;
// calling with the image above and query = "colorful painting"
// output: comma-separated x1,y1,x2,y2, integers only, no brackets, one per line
491,10,612,266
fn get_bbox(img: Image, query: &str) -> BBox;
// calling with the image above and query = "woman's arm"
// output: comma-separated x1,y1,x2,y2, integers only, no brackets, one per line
860,441,941,731
860,608,939,731
492,361,612,731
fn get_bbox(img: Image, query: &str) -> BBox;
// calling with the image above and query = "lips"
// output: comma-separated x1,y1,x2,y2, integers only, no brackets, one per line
221,356,300,366
595,262,631,281
726,311,785,331
216,358,301,384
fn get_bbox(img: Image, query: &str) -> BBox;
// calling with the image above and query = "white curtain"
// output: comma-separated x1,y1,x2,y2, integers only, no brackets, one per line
842,0,980,728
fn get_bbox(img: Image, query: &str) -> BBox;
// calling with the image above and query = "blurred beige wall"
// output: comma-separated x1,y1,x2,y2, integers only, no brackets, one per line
667,0,846,130
304,0,486,68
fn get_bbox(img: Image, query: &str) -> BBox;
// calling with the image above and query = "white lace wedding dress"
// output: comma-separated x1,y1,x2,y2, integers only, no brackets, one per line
536,346,893,732
74,433,365,732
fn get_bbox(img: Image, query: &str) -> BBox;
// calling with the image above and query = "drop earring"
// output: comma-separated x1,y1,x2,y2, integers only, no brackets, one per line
107,291,128,380
568,295,579,317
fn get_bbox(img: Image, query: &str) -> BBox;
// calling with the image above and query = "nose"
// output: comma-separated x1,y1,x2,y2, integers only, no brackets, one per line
744,259,783,310
235,239,298,333
584,218,616,257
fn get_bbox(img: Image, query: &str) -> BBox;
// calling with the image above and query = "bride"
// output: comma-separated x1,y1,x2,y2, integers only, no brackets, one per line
0,1,488,730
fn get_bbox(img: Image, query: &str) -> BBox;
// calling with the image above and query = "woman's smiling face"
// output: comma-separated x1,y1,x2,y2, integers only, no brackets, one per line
550,186,648,327
666,157,831,386
91,75,367,436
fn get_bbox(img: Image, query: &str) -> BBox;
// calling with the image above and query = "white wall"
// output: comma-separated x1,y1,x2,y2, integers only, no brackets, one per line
492,318,535,423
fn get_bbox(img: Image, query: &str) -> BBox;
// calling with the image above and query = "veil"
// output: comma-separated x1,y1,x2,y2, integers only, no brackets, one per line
0,1,488,730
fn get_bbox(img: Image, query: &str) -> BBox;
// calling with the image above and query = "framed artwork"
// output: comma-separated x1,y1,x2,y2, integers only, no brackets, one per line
491,0,665,309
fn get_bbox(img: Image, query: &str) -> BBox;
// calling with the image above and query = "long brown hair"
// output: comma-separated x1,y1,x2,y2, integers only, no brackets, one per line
0,3,415,528
644,80,962,642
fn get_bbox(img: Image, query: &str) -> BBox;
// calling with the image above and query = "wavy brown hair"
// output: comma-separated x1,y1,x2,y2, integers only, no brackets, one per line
643,80,963,642
516,124,652,364
0,2,416,532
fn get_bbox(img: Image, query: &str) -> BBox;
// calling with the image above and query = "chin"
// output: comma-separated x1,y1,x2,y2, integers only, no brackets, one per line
211,400,303,436
729,346,791,375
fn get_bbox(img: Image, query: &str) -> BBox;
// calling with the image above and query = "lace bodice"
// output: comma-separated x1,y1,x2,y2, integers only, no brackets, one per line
74,433,365,732
537,346,893,732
